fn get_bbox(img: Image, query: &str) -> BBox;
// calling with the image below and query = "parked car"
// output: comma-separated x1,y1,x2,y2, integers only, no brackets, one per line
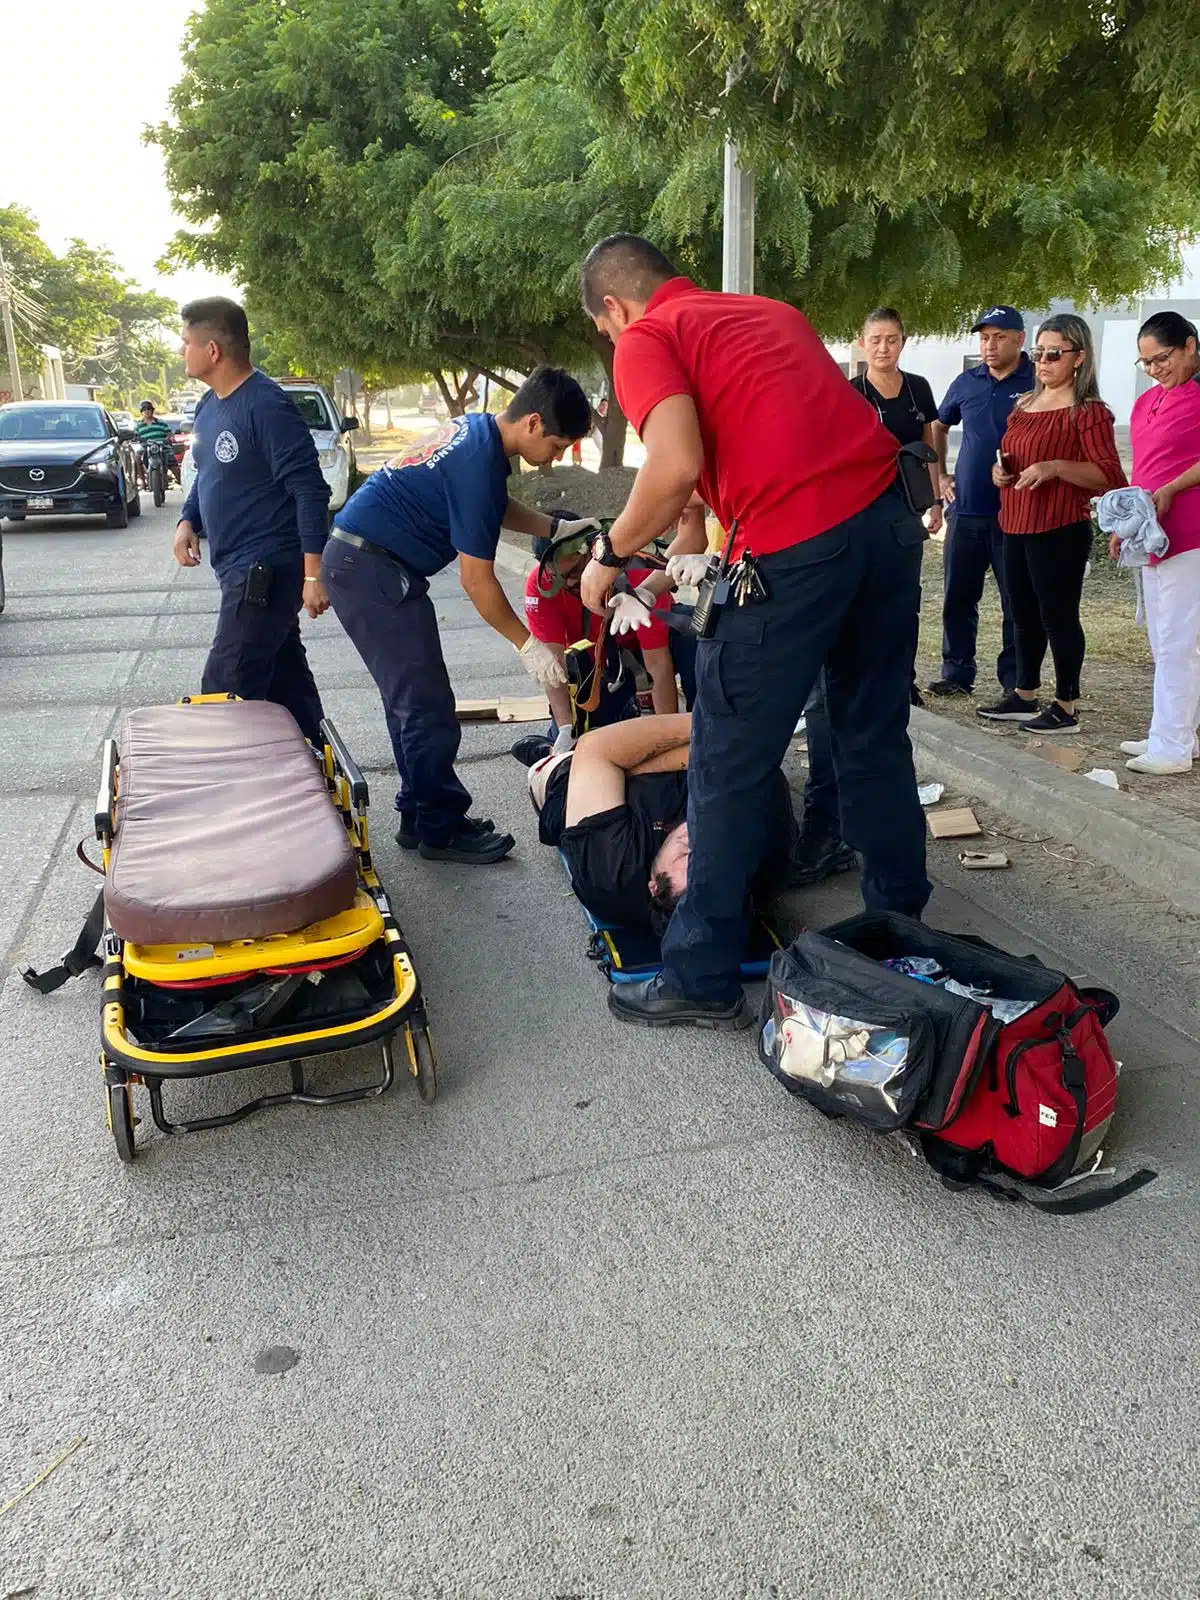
0,402,141,528
110,410,136,432
0,525,5,613
181,379,358,512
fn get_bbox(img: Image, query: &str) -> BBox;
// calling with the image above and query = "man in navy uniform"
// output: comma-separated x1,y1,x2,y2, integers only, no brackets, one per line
321,368,594,864
174,297,330,743
928,306,1034,699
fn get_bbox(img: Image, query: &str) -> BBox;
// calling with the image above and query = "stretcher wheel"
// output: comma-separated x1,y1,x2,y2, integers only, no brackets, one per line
105,1072,138,1163
405,1018,438,1105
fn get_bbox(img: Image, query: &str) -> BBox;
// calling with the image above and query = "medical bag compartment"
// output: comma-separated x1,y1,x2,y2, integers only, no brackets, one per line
758,912,1123,1189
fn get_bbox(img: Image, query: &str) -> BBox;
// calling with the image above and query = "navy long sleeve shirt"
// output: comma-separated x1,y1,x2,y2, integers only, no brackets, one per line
181,370,330,578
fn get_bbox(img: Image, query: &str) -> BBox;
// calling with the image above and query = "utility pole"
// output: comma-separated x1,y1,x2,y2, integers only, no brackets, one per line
721,66,755,295
0,242,25,400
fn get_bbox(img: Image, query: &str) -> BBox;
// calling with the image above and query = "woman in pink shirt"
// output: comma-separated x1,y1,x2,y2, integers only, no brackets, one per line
1118,312,1200,774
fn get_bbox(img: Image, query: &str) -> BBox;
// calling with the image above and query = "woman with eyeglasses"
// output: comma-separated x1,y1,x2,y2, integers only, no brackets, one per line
982,314,1125,734
1113,312,1200,774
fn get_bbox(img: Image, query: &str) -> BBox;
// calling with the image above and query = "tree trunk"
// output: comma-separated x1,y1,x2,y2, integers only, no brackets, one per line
588,328,628,470
384,390,394,430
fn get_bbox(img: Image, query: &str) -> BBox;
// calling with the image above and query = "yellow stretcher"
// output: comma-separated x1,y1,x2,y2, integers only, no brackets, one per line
27,694,435,1162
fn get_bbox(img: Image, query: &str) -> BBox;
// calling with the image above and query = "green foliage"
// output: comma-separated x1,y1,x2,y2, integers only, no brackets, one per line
0,206,177,393
153,0,1200,388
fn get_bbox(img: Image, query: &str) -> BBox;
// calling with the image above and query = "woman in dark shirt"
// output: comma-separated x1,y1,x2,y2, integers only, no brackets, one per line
853,307,943,534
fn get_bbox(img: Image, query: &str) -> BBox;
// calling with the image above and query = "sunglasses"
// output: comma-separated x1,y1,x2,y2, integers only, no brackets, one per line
1135,347,1179,373
1031,346,1080,364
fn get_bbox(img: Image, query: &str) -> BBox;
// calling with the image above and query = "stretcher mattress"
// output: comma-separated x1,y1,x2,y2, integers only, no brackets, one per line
105,700,357,945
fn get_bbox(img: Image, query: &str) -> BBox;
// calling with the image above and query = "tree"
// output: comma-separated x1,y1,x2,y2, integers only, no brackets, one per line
0,207,178,395
543,0,1200,332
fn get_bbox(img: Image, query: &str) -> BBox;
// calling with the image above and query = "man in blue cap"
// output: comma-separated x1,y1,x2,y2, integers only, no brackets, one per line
928,306,1034,698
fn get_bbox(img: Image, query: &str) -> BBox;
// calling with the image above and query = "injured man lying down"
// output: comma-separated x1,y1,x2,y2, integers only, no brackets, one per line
516,714,798,934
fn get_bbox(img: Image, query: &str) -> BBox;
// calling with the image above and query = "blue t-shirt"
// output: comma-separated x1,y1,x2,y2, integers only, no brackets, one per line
336,414,511,575
180,370,330,578
937,354,1035,517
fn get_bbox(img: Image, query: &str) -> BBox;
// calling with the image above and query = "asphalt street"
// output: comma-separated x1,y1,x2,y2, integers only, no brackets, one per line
0,496,1196,1600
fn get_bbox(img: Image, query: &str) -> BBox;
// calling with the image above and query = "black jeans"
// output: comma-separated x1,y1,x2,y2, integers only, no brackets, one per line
660,485,931,1005
941,510,1017,692
201,561,324,744
1002,521,1092,703
322,538,472,845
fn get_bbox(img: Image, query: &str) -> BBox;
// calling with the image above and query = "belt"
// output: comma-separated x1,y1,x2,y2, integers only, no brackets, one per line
330,526,417,573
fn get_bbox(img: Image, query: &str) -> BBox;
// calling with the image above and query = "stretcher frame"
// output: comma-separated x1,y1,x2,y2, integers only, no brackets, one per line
93,694,436,1161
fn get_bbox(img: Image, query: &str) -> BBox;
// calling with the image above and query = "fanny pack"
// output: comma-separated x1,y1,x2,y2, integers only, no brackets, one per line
896,441,938,516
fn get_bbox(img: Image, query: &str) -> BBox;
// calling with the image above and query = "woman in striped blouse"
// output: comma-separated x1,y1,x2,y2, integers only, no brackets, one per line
980,315,1126,734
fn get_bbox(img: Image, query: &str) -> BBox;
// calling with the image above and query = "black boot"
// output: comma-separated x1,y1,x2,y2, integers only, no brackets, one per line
418,824,515,864
606,973,752,1030
789,830,857,888
397,813,494,850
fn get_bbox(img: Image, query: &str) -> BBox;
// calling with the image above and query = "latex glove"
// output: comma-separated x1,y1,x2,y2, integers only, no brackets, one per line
552,725,575,755
608,584,657,636
518,635,568,688
666,553,711,587
555,516,600,540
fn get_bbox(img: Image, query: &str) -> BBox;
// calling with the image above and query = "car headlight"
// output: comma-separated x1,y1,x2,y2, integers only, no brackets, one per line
318,448,343,469
82,448,118,474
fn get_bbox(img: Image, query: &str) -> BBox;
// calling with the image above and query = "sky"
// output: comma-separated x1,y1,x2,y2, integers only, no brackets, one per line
4,0,237,313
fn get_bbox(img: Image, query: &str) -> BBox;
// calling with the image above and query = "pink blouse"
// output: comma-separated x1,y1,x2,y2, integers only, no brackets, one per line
1130,375,1200,563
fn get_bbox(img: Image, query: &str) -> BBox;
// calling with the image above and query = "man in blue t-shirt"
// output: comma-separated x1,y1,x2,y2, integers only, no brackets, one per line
928,305,1034,698
322,368,593,863
175,296,331,742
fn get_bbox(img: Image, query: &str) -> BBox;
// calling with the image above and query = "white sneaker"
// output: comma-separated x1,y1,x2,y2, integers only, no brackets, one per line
1125,753,1193,775
1121,737,1199,758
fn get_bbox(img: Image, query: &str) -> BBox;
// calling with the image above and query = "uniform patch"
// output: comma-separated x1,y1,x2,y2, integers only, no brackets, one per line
388,420,463,470
215,430,239,463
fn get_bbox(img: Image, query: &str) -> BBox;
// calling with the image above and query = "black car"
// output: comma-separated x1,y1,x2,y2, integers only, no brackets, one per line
0,402,142,529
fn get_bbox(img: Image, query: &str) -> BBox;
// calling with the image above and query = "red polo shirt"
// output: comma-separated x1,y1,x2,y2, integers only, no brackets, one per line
523,566,672,650
613,278,899,557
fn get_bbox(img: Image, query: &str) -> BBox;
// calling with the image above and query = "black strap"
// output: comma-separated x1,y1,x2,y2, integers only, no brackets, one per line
21,889,106,994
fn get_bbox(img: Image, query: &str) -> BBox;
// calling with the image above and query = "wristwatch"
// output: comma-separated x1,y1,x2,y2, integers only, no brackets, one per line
591,530,627,570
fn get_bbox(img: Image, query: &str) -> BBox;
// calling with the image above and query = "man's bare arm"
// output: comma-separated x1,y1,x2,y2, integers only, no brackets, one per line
502,498,555,540
607,397,704,559
565,714,692,826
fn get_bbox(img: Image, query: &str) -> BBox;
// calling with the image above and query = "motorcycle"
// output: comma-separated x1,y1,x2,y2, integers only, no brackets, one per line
141,437,173,508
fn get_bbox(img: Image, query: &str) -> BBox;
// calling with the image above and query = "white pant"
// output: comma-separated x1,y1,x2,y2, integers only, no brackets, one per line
1143,548,1200,763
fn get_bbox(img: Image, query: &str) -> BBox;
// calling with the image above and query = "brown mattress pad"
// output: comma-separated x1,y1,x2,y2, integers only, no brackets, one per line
105,700,358,945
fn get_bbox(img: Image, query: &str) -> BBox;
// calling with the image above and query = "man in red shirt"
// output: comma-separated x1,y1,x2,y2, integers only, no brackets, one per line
524,553,678,731
577,233,931,1030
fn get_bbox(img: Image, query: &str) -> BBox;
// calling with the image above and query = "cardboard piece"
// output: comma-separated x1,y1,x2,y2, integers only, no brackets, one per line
455,696,549,725
927,806,983,840
958,850,1010,871
1026,739,1084,773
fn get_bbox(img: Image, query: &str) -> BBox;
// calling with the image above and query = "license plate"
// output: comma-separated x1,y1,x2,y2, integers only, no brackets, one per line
26,495,53,509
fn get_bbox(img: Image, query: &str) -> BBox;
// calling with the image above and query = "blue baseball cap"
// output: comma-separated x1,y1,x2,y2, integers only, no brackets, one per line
971,305,1024,332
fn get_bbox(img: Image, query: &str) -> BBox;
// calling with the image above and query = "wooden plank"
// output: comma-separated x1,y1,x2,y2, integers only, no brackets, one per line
497,697,549,723
927,806,982,840
455,699,499,722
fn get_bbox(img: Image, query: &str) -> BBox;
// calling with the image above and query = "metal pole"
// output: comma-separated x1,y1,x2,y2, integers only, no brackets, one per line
0,243,25,400
721,67,755,295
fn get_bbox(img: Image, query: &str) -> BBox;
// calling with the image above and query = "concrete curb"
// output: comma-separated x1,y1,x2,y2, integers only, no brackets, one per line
909,707,1200,916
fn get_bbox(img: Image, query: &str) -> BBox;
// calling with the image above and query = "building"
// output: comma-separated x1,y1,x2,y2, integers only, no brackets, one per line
824,241,1200,430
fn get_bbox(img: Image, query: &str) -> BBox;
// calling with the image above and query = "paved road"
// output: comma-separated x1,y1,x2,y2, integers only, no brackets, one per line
0,500,1196,1600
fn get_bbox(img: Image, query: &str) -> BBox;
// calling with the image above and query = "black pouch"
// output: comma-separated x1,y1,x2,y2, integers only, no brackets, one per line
896,442,938,517
243,562,272,607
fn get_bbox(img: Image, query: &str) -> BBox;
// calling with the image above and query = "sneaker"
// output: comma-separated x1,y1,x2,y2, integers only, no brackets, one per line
396,813,494,850
510,734,554,768
926,679,973,698
1019,703,1079,735
788,833,858,888
978,692,1040,722
1121,737,1200,758
1125,753,1193,776
418,826,515,863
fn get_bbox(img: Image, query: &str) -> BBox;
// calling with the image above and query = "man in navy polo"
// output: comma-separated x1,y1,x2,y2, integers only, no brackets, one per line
928,306,1034,698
